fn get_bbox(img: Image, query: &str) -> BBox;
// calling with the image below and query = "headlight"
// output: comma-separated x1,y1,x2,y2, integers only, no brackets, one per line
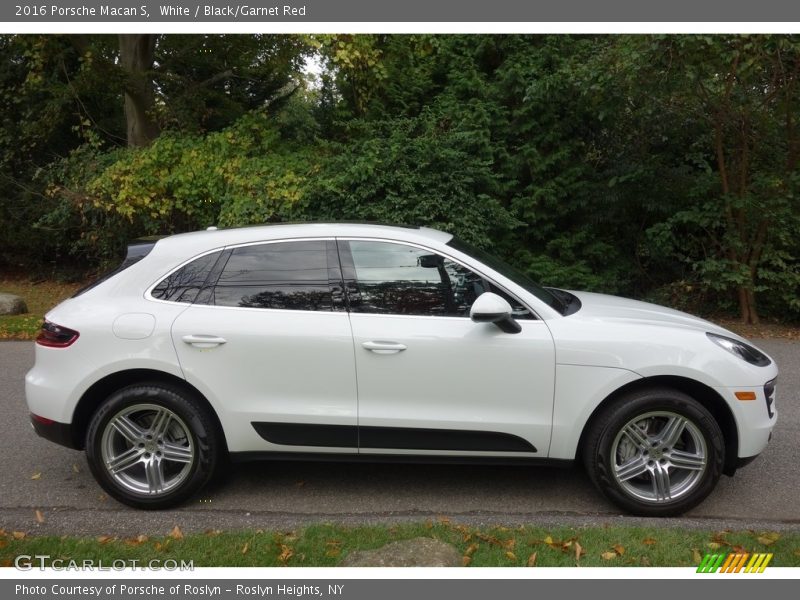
706,332,771,367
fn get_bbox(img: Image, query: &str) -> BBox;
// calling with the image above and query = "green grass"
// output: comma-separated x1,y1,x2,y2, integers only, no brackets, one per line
2,523,798,567
0,278,83,340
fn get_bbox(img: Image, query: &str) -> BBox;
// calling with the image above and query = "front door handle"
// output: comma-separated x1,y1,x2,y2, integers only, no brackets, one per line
362,341,407,354
182,334,227,349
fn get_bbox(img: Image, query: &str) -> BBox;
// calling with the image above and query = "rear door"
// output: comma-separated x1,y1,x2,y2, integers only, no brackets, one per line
169,239,358,454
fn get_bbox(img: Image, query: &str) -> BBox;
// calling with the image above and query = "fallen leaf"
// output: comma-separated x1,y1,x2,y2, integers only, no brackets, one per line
613,544,625,556
241,542,249,555
505,551,517,561
72,464,80,473
31,472,41,480
278,544,294,564
34,510,44,524
707,542,722,550
502,538,516,551
465,543,479,557
692,548,703,563
169,525,183,540
205,529,221,537
575,541,584,561
437,516,451,525
643,537,657,545
425,520,433,529
601,551,617,560
12,532,26,540
325,548,341,558
124,536,147,547
526,552,538,567
97,494,107,502
640,557,652,566
757,532,780,546
153,542,163,552
0,540,7,549
96,535,113,544
543,535,554,546
0,560,12,567
461,556,472,566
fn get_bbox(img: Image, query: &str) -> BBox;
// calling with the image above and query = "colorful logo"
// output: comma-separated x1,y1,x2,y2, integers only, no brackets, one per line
697,552,773,573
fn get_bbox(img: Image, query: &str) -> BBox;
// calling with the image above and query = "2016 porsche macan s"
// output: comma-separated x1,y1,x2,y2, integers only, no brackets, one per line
26,224,777,515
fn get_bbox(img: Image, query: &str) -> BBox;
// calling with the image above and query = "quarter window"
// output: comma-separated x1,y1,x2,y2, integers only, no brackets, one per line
151,251,222,304
211,241,337,311
346,241,533,318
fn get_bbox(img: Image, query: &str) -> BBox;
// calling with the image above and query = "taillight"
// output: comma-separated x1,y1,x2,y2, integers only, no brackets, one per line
36,320,80,348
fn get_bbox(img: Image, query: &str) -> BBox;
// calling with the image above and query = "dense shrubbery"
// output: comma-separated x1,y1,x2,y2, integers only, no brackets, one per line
2,34,799,323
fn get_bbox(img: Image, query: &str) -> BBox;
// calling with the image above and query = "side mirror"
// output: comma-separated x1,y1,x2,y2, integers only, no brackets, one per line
469,292,521,334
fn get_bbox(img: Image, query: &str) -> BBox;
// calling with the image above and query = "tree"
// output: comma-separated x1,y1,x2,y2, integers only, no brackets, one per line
119,34,159,147
616,36,800,323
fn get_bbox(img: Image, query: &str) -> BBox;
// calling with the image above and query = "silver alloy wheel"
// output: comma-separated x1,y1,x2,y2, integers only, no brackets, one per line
610,410,707,503
100,403,195,496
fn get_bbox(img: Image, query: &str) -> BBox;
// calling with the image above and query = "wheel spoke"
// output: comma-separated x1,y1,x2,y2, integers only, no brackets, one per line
615,455,648,482
110,415,145,443
651,463,672,501
161,441,193,464
669,449,706,471
658,416,687,447
149,408,172,438
622,424,650,450
107,446,143,474
144,457,166,494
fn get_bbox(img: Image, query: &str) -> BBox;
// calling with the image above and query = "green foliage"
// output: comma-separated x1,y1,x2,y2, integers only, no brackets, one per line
303,109,518,249
42,110,316,263
4,34,800,322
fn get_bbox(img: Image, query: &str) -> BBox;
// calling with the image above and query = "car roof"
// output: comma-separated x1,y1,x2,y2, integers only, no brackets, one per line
156,222,454,254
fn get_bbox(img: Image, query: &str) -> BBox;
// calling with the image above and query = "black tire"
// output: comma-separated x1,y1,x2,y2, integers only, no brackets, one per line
85,383,220,509
581,387,724,517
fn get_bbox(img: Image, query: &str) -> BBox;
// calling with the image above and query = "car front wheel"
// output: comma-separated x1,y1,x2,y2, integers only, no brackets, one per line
85,383,220,509
582,388,725,516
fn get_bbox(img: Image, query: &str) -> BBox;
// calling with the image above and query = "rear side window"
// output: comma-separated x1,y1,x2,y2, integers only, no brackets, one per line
151,251,222,303
210,241,339,311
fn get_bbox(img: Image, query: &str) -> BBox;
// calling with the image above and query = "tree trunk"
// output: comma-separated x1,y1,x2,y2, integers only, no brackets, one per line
118,34,159,147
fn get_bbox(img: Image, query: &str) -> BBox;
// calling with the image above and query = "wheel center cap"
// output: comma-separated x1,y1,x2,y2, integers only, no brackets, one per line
650,448,663,459
145,441,157,452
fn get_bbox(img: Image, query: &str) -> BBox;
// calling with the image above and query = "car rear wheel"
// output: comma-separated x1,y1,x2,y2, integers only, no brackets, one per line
582,388,724,516
85,383,219,509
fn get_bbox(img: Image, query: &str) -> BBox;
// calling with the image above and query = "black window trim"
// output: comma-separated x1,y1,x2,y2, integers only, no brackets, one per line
336,237,542,321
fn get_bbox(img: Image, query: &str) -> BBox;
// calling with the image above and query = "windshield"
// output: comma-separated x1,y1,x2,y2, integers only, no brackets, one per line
447,237,565,314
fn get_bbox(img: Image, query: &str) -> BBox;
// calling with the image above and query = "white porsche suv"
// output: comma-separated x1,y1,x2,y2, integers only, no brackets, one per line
25,223,778,515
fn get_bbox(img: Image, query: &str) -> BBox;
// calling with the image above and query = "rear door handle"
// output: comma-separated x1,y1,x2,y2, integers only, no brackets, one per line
182,334,227,349
362,341,407,354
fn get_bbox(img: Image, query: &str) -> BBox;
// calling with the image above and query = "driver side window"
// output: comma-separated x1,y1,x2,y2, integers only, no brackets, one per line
345,241,533,319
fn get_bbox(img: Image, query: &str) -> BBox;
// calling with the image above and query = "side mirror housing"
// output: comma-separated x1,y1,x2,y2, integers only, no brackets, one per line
469,292,521,334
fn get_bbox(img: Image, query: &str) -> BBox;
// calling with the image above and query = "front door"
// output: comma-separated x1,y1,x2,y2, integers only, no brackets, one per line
339,239,556,457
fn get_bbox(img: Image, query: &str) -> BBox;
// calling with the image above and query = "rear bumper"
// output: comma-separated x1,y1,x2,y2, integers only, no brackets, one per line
30,414,80,450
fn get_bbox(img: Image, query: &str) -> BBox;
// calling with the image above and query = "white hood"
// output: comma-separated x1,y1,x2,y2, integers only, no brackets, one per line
567,290,738,338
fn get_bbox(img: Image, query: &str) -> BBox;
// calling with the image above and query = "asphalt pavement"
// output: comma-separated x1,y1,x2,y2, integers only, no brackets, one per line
1,340,798,536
